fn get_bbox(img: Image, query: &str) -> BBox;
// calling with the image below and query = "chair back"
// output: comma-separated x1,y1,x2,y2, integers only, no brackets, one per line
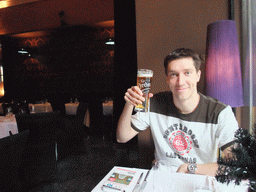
19,101,30,114
16,111,63,189
0,130,30,191
75,102,88,126
88,97,104,136
15,111,61,143
50,100,66,116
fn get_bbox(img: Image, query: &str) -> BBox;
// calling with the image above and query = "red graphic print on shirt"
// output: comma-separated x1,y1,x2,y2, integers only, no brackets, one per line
169,130,192,156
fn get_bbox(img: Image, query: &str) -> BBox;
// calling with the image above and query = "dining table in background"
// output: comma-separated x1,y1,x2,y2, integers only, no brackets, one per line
29,102,53,113
65,100,113,128
65,101,113,116
102,100,113,115
65,102,79,115
65,102,90,127
0,116,18,139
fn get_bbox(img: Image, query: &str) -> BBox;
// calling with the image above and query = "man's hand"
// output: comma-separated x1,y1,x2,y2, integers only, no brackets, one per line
176,163,189,173
124,86,153,106
177,163,218,176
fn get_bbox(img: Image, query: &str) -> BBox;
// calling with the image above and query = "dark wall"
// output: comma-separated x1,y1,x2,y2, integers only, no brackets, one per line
113,0,137,142
1,25,114,103
113,0,137,121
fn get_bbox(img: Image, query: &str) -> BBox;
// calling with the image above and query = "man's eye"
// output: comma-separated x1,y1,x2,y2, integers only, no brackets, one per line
169,73,176,77
185,72,190,75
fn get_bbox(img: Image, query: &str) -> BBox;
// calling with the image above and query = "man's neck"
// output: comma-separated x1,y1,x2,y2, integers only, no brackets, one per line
174,93,200,114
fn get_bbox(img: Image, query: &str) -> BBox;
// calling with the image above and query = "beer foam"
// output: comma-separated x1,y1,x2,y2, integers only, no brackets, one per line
137,71,153,77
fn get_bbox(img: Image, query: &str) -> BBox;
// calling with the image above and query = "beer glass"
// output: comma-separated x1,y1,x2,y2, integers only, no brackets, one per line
134,69,153,112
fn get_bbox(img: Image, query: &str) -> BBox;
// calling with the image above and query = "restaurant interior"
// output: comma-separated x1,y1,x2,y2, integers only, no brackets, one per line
0,0,255,191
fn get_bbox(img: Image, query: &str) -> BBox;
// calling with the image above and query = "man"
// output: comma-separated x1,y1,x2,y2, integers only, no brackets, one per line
116,48,238,176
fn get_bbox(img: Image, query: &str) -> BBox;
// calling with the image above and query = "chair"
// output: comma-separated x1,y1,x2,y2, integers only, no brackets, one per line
18,101,30,114
15,111,62,161
0,130,30,191
48,97,67,116
15,111,71,189
87,97,105,142
75,102,89,127
63,102,89,147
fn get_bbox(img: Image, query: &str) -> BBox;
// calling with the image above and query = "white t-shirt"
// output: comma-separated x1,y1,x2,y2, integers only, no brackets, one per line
131,92,238,171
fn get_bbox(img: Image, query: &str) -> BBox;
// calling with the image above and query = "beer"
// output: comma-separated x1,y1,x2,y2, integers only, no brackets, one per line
135,69,153,112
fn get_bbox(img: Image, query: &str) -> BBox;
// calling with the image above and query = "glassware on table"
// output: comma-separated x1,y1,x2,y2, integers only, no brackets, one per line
6,107,13,117
30,105,36,114
134,69,153,112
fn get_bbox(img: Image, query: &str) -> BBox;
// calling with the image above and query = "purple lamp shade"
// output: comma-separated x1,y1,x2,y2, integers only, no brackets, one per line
205,20,244,108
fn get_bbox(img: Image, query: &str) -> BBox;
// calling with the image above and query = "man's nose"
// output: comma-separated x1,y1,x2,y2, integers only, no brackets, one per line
177,74,185,85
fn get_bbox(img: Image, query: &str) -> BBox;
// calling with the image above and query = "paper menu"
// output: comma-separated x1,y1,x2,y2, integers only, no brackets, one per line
91,166,148,192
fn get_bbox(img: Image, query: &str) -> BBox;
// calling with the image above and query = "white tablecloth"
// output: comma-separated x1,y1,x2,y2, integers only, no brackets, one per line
145,170,248,192
102,101,113,115
65,103,79,115
92,167,249,192
0,116,18,139
65,102,113,116
29,103,53,113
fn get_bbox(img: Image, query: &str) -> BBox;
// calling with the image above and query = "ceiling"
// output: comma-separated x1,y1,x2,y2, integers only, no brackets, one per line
10,20,114,38
0,0,114,38
0,0,40,9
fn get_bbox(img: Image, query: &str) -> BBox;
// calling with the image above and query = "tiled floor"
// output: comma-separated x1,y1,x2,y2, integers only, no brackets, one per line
28,134,139,191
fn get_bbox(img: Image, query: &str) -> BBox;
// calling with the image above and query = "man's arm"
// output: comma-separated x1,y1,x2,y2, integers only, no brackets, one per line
116,102,139,143
176,162,218,177
116,86,153,143
176,146,233,176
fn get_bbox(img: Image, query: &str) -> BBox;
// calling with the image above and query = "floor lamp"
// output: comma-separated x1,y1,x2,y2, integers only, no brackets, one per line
205,20,244,111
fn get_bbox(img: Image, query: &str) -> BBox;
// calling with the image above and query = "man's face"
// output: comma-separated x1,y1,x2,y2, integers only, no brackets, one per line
166,57,201,102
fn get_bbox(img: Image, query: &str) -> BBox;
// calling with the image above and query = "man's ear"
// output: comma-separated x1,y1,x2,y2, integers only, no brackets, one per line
197,70,201,82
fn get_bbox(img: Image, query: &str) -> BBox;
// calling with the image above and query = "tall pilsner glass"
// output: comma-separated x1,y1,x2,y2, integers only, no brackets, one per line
134,69,153,112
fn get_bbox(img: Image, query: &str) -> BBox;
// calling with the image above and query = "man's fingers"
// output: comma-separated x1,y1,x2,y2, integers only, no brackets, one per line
148,93,154,98
128,87,145,101
124,86,153,106
131,86,143,96
125,92,143,106
124,86,145,106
